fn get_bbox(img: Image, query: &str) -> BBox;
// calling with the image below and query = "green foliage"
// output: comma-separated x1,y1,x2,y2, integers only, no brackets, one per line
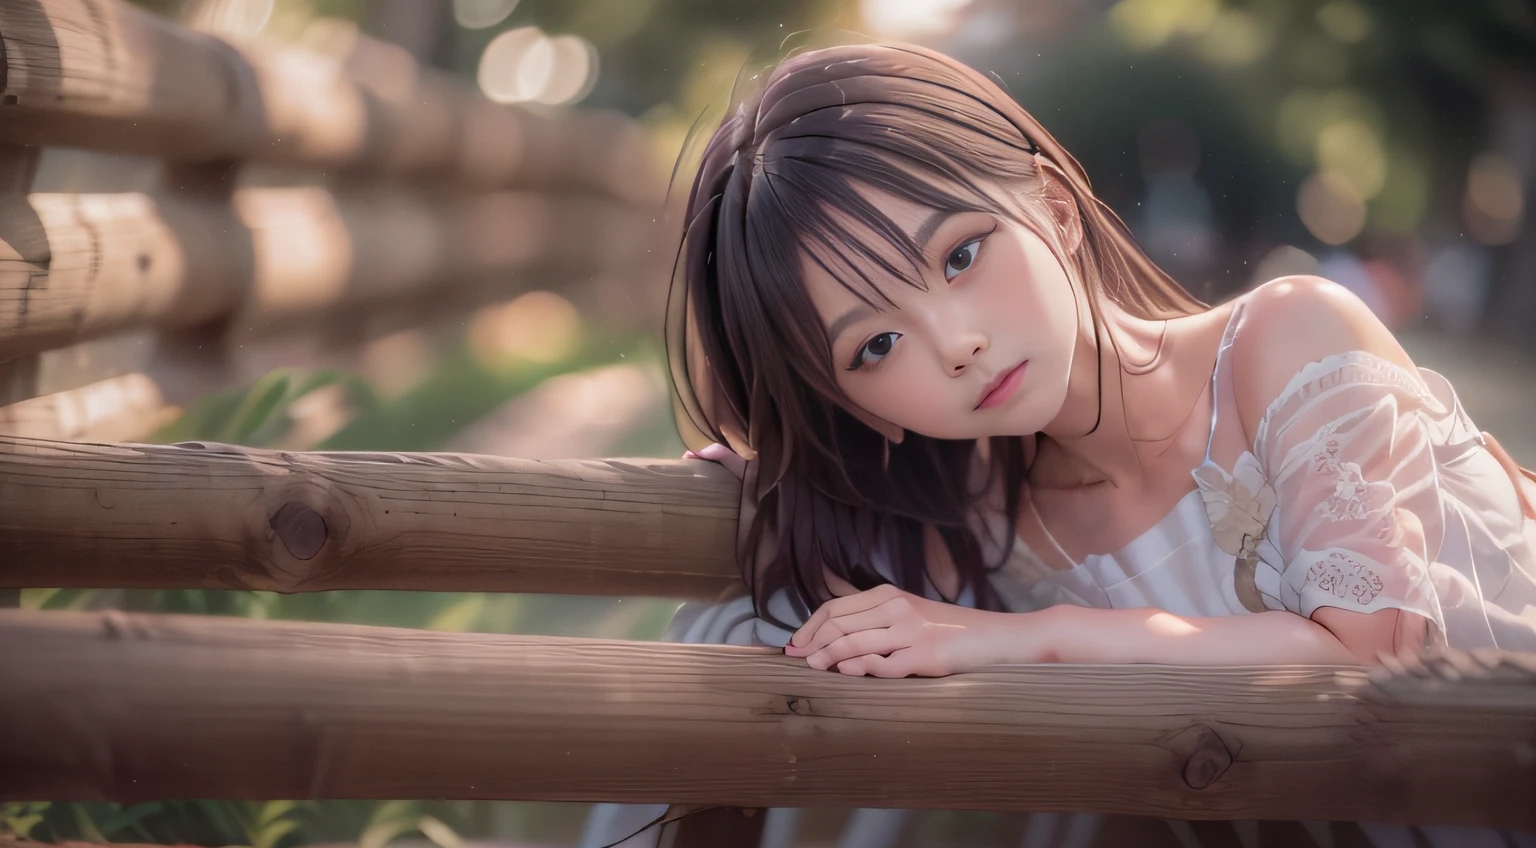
0,799,488,848
314,333,650,453
152,368,379,448
0,803,50,840
249,802,307,848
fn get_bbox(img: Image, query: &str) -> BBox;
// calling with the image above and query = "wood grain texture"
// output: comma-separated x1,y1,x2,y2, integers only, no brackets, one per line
0,436,742,596
0,610,1532,826
0,0,658,201
0,186,654,360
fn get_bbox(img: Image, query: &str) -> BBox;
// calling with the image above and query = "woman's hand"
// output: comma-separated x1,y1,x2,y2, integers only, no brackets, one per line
682,443,747,481
785,584,1031,677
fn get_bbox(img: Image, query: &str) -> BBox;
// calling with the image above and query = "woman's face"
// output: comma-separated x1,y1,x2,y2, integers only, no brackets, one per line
801,188,1081,441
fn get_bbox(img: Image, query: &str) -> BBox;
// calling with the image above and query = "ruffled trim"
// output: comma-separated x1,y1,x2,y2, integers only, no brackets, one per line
1256,351,1448,457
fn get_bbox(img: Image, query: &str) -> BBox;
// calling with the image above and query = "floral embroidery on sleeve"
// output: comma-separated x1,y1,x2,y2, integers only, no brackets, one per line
1310,434,1395,522
1305,551,1384,605
1246,352,1450,637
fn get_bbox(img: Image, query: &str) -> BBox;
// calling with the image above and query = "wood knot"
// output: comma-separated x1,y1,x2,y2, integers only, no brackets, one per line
270,502,328,560
1179,724,1235,790
783,697,814,716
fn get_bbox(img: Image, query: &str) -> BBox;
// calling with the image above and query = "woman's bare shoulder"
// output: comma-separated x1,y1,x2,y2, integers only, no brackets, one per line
1226,275,1415,441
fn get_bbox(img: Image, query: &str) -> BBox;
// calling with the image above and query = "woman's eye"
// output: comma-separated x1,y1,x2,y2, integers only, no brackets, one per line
848,332,902,370
944,238,982,280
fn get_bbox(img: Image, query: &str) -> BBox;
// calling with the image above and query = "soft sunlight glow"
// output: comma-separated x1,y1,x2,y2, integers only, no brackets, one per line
360,329,432,401
536,35,600,105
1316,1,1375,43
1274,88,1382,165
182,0,274,38
516,35,557,102
468,291,583,369
454,0,520,30
1297,171,1367,245
859,0,976,39
478,27,546,103
1199,9,1269,66
478,28,598,105
1316,119,1386,199
1108,0,1218,51
298,17,360,58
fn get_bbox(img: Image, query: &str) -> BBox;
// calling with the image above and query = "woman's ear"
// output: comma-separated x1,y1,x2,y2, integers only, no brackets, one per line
1035,153,1084,256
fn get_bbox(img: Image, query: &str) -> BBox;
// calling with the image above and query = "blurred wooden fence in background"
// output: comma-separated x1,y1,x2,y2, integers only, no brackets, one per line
1,2,1534,846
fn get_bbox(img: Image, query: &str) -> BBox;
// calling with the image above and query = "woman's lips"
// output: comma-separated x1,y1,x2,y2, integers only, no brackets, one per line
976,360,1028,410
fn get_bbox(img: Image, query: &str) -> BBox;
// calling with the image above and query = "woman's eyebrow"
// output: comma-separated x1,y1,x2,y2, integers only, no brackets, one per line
912,209,959,254
827,304,874,342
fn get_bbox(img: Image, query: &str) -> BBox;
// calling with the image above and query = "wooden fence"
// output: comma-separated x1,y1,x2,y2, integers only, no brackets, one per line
2,0,1535,844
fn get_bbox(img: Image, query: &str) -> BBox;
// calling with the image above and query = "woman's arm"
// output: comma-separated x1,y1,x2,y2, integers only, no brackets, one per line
1017,604,1365,666
786,590,1367,676
1228,276,1441,662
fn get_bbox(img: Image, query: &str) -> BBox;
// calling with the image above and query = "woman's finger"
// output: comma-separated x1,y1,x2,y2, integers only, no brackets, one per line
791,585,901,648
786,602,903,657
805,628,908,670
837,648,927,678
693,443,747,480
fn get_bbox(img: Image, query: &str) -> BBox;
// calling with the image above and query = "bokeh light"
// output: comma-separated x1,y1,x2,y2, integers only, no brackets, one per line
1464,152,1525,245
860,0,976,39
182,0,274,38
454,0,520,30
1298,170,1367,245
1108,0,1218,51
537,36,601,105
468,291,583,369
1274,88,1382,165
1198,9,1270,66
1316,118,1386,199
297,16,360,58
478,27,545,103
1316,1,1375,43
478,27,599,105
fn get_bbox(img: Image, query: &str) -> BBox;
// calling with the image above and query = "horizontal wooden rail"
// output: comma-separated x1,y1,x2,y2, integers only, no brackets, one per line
0,370,175,441
0,0,658,202
0,186,656,361
0,331,158,407
0,436,740,596
1,610,1533,826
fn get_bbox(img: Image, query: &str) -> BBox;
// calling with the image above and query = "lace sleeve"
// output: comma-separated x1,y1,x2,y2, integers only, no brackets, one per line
1254,353,1449,647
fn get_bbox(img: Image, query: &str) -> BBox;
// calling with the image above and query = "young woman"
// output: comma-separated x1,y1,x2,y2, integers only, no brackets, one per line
669,41,1536,677
577,39,1536,848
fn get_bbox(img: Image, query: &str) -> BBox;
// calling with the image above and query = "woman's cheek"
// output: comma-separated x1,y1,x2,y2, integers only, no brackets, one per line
870,369,959,438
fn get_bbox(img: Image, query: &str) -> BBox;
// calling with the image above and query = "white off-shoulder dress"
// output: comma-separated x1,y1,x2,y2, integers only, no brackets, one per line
581,297,1536,848
988,296,1536,655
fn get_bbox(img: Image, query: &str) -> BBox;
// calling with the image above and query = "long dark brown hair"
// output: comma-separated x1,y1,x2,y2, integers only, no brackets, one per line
667,42,1204,627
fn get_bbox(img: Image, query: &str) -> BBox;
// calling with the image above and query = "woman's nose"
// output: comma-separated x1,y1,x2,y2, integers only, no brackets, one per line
941,331,989,375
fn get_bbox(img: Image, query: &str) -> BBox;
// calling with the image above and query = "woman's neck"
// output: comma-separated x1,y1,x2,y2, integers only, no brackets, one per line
1035,297,1229,490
